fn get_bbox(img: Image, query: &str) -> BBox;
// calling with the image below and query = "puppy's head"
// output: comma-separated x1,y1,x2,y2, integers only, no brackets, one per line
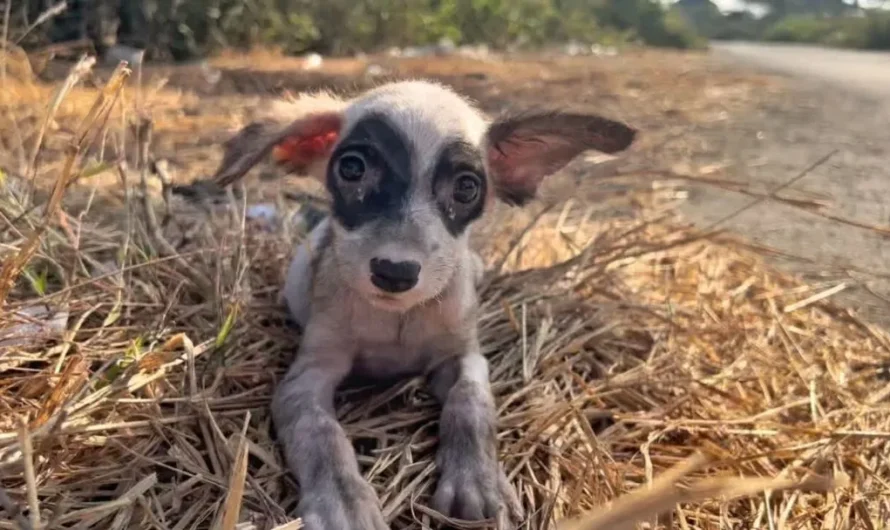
214,80,636,312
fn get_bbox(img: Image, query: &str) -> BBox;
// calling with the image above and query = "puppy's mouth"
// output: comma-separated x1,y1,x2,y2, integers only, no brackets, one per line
373,292,399,302
367,292,413,312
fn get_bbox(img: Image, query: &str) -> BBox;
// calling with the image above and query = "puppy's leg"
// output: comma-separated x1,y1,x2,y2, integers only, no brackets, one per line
429,351,523,526
280,218,331,328
272,337,387,530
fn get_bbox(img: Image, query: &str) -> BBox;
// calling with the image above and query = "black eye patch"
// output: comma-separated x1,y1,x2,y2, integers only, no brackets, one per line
432,140,488,236
327,114,414,230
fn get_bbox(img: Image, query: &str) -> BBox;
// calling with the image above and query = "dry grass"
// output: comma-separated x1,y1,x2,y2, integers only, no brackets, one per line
0,52,887,530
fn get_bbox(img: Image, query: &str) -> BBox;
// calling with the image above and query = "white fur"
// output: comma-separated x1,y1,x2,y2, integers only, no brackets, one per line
343,81,489,173
282,217,331,327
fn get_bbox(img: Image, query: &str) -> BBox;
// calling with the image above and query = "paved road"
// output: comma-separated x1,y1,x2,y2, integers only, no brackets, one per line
680,43,890,326
712,41,890,99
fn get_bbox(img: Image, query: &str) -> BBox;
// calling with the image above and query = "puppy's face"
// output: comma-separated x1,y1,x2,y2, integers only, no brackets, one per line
213,81,637,313
323,83,491,311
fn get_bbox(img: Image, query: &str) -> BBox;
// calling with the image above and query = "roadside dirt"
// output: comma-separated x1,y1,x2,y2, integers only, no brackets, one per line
682,49,890,327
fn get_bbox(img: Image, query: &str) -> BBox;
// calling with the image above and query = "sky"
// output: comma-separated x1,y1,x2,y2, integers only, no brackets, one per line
658,0,766,17
667,0,887,13
710,0,766,15
711,0,752,10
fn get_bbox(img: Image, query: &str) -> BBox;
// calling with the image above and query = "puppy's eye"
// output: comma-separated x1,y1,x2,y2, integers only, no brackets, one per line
335,151,366,182
453,172,481,204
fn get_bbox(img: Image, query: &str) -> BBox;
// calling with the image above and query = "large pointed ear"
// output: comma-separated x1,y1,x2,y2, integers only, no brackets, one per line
484,110,637,205
212,93,346,188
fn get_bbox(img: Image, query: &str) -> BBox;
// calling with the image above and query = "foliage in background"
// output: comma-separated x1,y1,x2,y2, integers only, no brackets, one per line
763,12,890,49
13,0,705,60
673,0,890,50
671,0,762,40
594,0,706,49
742,0,860,19
762,15,844,42
14,0,890,57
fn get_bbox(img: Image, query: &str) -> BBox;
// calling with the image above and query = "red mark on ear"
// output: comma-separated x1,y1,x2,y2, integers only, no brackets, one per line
273,130,339,167
271,113,342,169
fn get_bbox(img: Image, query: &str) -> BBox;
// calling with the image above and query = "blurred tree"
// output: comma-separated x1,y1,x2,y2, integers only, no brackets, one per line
593,0,704,48
18,0,707,60
743,0,858,17
672,0,724,37
39,0,148,56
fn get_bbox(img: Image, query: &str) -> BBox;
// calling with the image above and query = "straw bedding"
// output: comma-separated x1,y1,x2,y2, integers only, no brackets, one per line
0,57,887,530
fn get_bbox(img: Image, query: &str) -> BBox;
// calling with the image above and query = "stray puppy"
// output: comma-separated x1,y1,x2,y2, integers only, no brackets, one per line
211,80,636,529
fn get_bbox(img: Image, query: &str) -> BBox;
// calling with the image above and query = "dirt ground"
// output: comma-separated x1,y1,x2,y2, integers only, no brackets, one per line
684,47,890,328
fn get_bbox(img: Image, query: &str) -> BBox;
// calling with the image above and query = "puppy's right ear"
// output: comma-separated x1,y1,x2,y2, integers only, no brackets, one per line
212,93,346,188
484,109,636,206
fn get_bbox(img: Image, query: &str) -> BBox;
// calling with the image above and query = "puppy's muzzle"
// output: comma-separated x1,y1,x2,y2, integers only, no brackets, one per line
370,258,421,293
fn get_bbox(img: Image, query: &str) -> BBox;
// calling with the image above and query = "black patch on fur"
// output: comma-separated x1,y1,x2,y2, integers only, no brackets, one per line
326,114,413,230
432,140,488,236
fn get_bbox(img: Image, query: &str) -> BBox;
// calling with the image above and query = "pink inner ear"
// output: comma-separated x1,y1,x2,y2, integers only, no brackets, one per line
487,136,572,196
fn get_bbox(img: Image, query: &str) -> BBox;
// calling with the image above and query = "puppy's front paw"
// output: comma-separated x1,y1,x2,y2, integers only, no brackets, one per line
433,452,523,527
299,476,388,530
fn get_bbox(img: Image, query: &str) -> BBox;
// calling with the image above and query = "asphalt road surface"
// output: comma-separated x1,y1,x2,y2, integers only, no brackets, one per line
682,42,890,326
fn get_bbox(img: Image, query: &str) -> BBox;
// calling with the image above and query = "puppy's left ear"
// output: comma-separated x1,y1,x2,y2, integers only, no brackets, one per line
484,110,636,205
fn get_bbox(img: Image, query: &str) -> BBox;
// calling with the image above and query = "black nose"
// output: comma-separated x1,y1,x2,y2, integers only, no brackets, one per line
370,258,421,293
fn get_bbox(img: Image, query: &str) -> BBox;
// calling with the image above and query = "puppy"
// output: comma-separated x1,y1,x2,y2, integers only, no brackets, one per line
211,80,637,529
